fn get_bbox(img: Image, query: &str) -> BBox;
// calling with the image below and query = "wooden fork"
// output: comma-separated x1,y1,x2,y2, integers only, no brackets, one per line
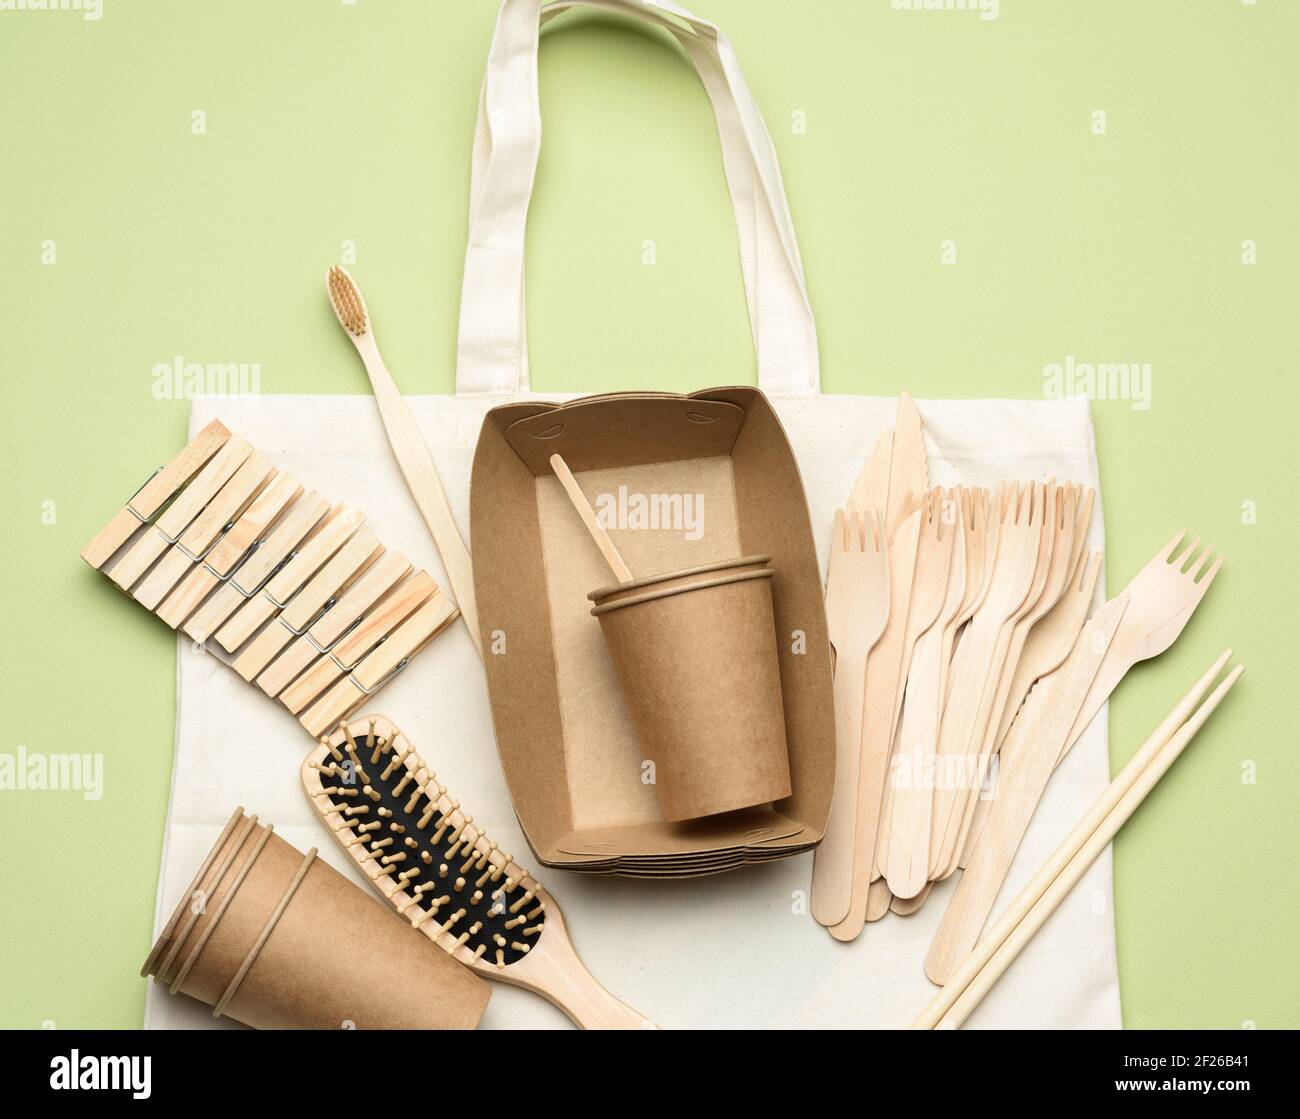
886,489,968,898
830,502,923,941
941,488,993,705
874,489,955,880
962,532,1221,876
925,594,1128,985
811,509,890,927
958,547,1103,870
1056,530,1223,764
930,483,1044,877
982,484,1079,748
996,534,1099,749
924,490,991,856
945,484,1076,869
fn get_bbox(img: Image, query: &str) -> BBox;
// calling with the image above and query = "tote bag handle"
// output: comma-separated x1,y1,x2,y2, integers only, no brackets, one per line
455,0,821,398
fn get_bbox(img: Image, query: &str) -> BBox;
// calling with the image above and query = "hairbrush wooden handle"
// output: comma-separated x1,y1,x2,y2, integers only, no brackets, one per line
498,895,659,1030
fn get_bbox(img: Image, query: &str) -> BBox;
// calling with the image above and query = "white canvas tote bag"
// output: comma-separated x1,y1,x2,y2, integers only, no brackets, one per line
146,0,1120,1029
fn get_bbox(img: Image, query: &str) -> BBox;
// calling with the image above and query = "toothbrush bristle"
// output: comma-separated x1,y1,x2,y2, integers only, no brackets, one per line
327,266,368,337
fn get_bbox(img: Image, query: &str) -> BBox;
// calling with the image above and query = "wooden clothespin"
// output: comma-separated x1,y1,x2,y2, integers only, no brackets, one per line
182,491,331,643
300,586,459,736
280,570,441,716
107,435,254,591
212,503,366,652
132,452,276,611
253,549,413,698
155,473,304,629
231,527,383,681
81,419,232,571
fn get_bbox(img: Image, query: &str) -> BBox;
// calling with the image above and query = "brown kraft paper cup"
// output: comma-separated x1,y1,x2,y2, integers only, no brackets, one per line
589,555,793,822
142,807,490,1029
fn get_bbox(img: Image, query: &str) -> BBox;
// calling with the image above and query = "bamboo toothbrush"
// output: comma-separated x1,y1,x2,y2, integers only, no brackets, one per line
304,716,656,1029
325,266,483,659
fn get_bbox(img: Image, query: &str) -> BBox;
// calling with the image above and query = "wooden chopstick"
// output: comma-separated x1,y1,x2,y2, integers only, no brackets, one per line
911,650,1242,1029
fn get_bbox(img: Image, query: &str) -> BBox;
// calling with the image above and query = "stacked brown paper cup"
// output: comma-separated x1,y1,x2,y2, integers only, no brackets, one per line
590,555,793,822
142,807,490,1029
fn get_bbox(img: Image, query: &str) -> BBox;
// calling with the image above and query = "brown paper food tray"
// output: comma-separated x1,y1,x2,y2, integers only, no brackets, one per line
552,844,813,879
575,831,817,871
530,834,816,875
470,388,834,874
546,816,800,868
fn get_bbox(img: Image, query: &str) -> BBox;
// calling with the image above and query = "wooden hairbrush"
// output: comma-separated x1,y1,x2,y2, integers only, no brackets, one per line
302,716,657,1030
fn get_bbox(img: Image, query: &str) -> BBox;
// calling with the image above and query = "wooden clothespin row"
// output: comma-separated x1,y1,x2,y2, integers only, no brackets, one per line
131,452,277,611
82,422,457,736
154,473,304,628
180,491,331,643
230,527,384,682
252,550,414,699
211,503,367,653
279,570,443,717
299,587,459,737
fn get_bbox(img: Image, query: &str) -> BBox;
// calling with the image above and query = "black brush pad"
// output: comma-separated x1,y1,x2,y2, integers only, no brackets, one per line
322,735,541,967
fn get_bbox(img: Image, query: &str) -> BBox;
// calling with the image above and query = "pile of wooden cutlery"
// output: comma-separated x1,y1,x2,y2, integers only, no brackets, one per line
810,394,1223,985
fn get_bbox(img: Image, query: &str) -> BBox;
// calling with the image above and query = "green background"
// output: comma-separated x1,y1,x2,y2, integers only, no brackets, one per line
2,0,1296,1029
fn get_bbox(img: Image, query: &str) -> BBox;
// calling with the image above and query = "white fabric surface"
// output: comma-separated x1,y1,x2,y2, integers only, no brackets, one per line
143,390,1120,1030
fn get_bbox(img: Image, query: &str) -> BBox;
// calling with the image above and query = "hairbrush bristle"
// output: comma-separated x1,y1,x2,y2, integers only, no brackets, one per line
327,266,368,337
317,729,545,968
